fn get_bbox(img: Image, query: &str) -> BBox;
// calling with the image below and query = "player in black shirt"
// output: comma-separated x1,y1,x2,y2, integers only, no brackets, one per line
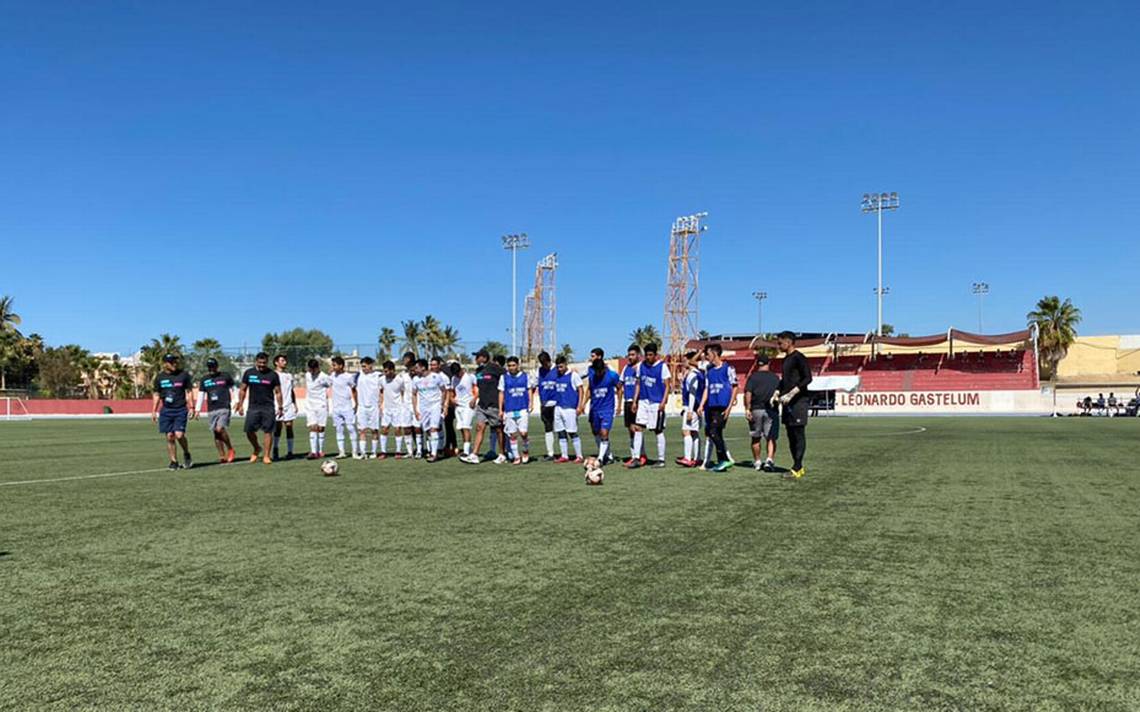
773,331,813,479
150,353,195,470
235,352,283,465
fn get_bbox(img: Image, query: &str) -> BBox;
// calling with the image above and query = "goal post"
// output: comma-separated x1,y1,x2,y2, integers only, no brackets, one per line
0,396,32,421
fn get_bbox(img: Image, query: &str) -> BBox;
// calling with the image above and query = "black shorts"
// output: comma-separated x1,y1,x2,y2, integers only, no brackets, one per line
782,399,809,427
244,407,277,434
541,404,556,432
623,401,636,429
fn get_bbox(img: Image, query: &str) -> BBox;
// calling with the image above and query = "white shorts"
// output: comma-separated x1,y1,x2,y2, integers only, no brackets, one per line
305,407,328,428
277,402,298,422
397,405,414,429
636,401,663,429
503,410,529,435
357,406,380,430
553,406,579,434
381,408,401,429
332,409,356,430
419,408,442,431
455,404,475,430
680,408,701,433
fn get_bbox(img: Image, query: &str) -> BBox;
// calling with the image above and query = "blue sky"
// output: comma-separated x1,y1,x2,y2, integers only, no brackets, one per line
2,1,1138,356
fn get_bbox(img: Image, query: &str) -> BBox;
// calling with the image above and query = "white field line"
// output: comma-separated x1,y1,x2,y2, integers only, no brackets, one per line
0,462,252,487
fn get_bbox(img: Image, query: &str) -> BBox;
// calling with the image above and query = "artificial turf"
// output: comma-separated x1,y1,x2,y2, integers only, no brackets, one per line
1,416,1138,710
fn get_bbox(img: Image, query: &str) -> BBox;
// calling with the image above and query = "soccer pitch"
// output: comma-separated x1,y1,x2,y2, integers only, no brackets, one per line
1,417,1138,710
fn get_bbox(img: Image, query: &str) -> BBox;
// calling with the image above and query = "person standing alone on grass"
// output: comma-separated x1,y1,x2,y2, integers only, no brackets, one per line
197,358,236,464
774,331,812,479
698,343,737,472
272,354,298,460
234,352,283,465
152,353,195,470
744,354,780,472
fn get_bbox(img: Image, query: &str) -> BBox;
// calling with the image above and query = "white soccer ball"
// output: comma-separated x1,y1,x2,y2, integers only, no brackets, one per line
320,459,339,477
585,466,605,486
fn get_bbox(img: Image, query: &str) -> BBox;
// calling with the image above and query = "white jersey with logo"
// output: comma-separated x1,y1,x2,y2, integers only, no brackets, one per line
305,372,333,410
451,372,477,407
357,371,383,409
382,373,410,411
331,371,358,412
413,372,449,410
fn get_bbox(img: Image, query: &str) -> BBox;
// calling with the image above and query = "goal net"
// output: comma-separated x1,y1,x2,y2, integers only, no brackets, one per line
0,397,32,421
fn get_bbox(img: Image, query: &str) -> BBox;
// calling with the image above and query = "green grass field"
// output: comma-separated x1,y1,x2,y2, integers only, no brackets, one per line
2,416,1138,711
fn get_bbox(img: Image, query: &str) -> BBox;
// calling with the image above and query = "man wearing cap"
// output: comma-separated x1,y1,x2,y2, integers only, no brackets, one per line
234,352,284,465
464,349,504,464
744,353,780,471
151,353,195,470
197,358,236,463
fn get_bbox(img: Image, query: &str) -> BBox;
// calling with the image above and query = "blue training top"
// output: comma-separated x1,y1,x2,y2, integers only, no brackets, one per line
638,360,668,404
705,363,738,408
501,371,531,412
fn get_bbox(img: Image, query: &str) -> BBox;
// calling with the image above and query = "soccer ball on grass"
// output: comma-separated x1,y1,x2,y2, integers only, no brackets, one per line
583,456,604,486
320,459,339,477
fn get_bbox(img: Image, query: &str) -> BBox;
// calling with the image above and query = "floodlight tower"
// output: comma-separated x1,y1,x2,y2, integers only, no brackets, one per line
663,212,708,360
972,282,990,332
861,192,900,336
502,233,530,356
523,253,558,362
752,291,768,335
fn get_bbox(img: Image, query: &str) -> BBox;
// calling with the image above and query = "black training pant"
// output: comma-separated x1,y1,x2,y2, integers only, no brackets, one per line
706,406,728,463
786,425,806,470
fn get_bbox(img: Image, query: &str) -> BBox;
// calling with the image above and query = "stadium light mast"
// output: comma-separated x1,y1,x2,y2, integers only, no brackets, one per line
861,192,900,336
752,291,768,335
972,282,990,332
502,233,530,356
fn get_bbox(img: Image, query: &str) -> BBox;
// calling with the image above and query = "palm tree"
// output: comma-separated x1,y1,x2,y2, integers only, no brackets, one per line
140,333,184,389
628,324,662,349
420,315,443,357
559,343,574,361
437,325,461,359
0,296,22,391
378,327,398,361
1027,295,1082,415
401,320,423,357
0,296,21,335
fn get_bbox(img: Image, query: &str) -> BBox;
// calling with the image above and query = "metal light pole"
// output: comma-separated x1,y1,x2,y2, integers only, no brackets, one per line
972,282,989,332
752,291,767,335
872,286,891,333
502,233,530,356
861,192,900,336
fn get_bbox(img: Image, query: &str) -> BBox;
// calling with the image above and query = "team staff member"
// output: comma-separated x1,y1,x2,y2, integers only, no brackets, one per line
197,357,236,464
465,350,504,465
743,354,780,472
773,331,813,479
152,353,195,470
234,352,283,465
618,344,642,463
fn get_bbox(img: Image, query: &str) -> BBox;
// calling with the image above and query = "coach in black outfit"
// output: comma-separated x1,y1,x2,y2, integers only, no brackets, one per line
774,331,812,479
235,351,284,464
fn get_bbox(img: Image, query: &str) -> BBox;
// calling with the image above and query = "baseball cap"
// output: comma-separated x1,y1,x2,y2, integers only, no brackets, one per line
473,349,489,359
205,357,219,367
163,353,178,363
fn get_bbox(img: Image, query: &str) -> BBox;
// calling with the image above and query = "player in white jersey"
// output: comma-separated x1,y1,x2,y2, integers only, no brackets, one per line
379,360,410,460
303,359,333,459
273,354,298,460
400,353,420,457
329,355,359,459
355,357,384,458
449,362,478,458
412,357,449,462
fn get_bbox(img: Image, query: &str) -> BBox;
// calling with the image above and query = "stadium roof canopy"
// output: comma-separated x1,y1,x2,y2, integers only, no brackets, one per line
688,328,1035,358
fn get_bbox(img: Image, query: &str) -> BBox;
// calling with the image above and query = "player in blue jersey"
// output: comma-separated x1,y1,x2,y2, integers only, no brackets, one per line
698,343,739,472
617,344,642,463
627,342,671,469
552,355,586,463
677,349,706,467
498,356,533,465
532,351,559,460
585,347,621,464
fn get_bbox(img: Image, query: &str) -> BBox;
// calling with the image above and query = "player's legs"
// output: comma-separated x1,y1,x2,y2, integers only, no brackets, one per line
706,407,729,467
541,405,556,459
165,432,178,464
653,407,666,466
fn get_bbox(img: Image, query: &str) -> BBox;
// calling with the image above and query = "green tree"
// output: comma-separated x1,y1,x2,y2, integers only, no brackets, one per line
37,345,90,398
1,332,42,391
401,320,423,357
139,334,184,392
420,315,444,357
480,340,509,358
628,324,662,349
1027,296,1081,414
881,324,896,337
261,328,334,370
437,325,461,359
697,329,711,340
187,337,236,378
558,343,574,361
0,295,23,390
378,327,398,361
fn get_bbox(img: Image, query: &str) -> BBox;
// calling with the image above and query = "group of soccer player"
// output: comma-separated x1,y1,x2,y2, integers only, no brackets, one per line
150,331,813,479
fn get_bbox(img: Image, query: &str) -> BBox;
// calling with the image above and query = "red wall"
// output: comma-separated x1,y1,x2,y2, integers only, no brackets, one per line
20,399,154,415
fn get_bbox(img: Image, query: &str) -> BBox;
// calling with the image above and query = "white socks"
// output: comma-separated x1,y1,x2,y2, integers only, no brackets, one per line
632,431,644,460
545,432,555,456
380,434,388,454
462,440,471,455
598,438,609,461
430,432,439,457
572,435,582,459
317,432,325,454
559,434,569,458
656,433,665,462
310,432,319,453
683,433,693,460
